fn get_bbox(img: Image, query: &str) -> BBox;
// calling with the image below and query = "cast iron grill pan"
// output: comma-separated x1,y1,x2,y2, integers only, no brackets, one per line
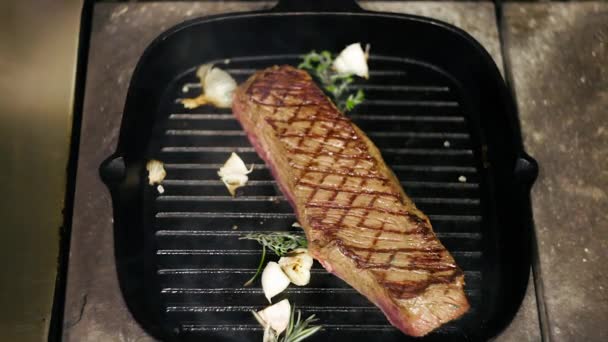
157,55,481,339
101,2,538,341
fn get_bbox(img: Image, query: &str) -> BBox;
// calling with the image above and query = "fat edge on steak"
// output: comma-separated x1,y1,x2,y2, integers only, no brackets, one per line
232,65,469,336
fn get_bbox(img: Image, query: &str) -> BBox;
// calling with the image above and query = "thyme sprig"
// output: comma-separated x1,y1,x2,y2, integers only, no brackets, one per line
298,50,365,112
239,232,307,286
241,232,308,257
345,89,365,112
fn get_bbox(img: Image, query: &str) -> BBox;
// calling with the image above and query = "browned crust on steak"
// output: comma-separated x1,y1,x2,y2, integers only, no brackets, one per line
232,65,469,336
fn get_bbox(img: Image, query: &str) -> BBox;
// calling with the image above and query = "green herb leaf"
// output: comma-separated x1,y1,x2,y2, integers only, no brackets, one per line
280,305,322,342
299,50,365,112
240,232,307,257
243,244,266,286
250,305,321,342
345,89,365,112
240,231,307,286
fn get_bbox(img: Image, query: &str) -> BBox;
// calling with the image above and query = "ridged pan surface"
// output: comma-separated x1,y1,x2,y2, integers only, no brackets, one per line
101,8,537,342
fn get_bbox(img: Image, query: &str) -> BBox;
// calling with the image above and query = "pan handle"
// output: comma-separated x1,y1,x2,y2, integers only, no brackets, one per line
100,155,127,185
271,0,362,12
514,152,538,188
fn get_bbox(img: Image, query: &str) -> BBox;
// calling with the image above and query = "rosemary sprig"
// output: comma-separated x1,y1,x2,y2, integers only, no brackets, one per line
241,232,308,257
239,232,308,286
281,306,322,342
251,305,322,342
243,245,266,287
298,50,364,112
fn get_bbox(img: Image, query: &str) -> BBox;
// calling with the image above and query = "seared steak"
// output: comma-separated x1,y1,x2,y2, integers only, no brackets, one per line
232,65,469,336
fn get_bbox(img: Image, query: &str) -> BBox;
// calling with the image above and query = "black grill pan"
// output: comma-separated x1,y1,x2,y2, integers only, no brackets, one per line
100,1,538,341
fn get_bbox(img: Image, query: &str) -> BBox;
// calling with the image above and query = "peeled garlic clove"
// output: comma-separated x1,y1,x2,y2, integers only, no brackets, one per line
251,311,279,342
196,63,214,80
257,299,291,335
278,248,313,286
218,153,253,177
221,174,249,197
180,64,237,109
333,42,369,79
262,325,277,342
261,262,290,302
203,66,237,108
218,153,253,197
146,159,166,185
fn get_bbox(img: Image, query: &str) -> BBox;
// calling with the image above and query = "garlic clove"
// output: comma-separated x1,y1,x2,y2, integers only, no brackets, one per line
256,299,291,335
203,66,237,108
179,63,237,109
179,95,208,109
146,159,166,185
278,248,313,286
218,152,253,177
261,262,291,302
196,63,214,80
221,174,249,197
262,325,277,342
218,153,253,197
333,42,369,79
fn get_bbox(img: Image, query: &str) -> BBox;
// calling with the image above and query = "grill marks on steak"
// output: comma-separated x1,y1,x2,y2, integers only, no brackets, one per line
233,65,469,336
246,66,458,290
